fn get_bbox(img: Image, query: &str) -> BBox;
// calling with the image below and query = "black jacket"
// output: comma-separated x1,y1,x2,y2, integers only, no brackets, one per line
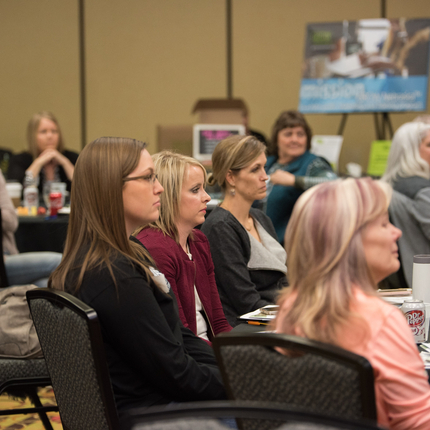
201,206,287,326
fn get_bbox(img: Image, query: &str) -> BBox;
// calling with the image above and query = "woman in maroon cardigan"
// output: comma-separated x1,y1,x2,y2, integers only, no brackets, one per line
135,151,231,344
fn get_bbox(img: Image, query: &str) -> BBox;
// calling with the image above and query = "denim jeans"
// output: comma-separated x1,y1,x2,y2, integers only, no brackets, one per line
4,252,62,288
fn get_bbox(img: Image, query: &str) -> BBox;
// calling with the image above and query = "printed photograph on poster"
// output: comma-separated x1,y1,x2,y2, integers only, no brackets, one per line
299,18,430,113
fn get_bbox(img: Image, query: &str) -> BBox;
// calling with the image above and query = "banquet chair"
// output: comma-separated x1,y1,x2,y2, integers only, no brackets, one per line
0,208,56,430
213,333,377,426
27,288,120,430
122,400,384,430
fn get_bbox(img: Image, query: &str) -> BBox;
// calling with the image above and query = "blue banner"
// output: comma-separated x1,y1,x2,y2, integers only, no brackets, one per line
299,76,428,113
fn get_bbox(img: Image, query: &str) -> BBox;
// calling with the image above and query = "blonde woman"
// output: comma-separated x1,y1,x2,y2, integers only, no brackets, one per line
8,111,78,199
275,177,430,430
201,135,288,327
135,151,231,344
49,138,225,412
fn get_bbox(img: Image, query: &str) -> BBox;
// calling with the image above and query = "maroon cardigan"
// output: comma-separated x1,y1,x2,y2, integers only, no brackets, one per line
136,228,232,343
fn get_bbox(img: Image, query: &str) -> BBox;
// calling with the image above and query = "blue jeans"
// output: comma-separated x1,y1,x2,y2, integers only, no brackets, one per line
4,252,62,288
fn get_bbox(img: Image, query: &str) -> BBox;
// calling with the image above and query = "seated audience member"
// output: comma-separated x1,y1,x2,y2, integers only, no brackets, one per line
8,112,79,201
275,177,430,430
135,151,232,343
201,135,287,327
49,137,225,413
0,170,61,287
382,121,430,287
263,110,336,243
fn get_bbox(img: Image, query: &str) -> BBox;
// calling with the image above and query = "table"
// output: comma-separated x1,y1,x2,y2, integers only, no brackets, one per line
15,215,69,253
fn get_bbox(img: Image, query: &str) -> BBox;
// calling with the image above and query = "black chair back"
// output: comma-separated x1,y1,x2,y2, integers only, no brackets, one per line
213,333,376,428
122,400,384,430
27,288,120,430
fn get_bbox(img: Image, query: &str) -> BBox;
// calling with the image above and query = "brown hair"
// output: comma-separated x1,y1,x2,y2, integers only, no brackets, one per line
276,177,392,345
136,151,207,243
27,111,65,158
269,110,312,156
49,137,154,292
207,135,266,191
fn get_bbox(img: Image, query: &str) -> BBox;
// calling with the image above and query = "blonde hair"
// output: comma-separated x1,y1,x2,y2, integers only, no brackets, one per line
208,135,266,190
382,121,430,184
49,137,155,293
136,151,207,243
277,177,392,344
27,111,65,158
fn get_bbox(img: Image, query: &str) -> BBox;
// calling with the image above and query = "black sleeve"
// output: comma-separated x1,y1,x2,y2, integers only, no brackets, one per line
205,220,272,316
89,274,226,402
7,153,32,186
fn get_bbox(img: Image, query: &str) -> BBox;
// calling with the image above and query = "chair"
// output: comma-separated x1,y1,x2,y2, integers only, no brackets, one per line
212,333,377,425
27,288,120,430
0,208,57,430
122,400,384,430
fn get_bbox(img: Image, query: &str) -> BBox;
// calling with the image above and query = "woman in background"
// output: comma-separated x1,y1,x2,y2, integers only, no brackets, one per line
202,135,287,327
135,151,231,343
264,110,336,243
275,177,430,430
382,121,430,287
49,137,225,413
8,111,79,199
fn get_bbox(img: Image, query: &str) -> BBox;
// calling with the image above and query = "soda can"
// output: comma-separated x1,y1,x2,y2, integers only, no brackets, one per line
49,191,62,216
402,299,426,343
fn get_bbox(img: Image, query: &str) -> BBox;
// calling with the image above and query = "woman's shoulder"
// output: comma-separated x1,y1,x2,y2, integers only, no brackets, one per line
62,149,80,163
136,227,176,250
203,206,231,226
10,151,32,163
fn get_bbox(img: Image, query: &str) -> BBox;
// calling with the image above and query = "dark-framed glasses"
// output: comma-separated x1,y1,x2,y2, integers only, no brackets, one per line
123,173,158,184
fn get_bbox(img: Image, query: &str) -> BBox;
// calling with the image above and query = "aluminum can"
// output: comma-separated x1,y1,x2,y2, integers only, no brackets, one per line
23,186,39,209
49,191,62,216
402,299,426,343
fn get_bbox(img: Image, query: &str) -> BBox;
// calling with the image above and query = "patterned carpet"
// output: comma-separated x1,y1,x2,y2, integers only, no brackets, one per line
0,387,62,429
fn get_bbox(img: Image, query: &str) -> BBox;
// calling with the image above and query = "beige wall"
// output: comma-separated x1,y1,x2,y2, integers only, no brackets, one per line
1,0,430,172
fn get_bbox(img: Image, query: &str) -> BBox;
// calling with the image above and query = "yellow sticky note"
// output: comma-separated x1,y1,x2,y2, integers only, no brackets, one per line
367,140,392,177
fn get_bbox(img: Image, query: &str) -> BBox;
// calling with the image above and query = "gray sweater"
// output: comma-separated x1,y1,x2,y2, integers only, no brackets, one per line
201,206,288,326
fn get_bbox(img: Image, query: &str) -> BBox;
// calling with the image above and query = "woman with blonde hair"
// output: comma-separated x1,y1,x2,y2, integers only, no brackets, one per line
49,138,225,412
8,111,79,200
135,151,231,344
201,135,287,327
275,177,430,430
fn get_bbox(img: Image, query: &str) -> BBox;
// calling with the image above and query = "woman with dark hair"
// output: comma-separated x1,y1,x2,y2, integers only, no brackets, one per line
49,137,225,413
264,110,336,244
8,111,79,200
135,151,231,344
274,177,430,429
201,135,287,327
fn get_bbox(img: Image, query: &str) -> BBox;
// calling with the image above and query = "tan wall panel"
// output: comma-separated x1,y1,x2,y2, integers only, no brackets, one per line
233,0,430,173
85,0,226,152
0,0,81,155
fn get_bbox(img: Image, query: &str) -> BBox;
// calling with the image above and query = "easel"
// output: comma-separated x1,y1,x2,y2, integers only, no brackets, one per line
337,112,394,139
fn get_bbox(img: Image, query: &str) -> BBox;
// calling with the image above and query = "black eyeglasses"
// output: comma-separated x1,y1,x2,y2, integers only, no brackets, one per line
123,173,158,184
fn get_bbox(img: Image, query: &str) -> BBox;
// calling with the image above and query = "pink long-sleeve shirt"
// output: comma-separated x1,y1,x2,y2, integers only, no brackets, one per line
275,289,430,430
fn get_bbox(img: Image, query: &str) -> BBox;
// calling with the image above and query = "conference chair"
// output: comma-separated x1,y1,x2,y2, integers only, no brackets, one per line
27,288,120,430
213,332,377,427
0,209,56,430
122,400,384,430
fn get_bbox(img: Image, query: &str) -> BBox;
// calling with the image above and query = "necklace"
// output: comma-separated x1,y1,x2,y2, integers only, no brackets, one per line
245,216,254,232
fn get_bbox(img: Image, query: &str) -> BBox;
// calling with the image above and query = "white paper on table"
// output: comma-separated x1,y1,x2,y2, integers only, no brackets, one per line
310,135,343,173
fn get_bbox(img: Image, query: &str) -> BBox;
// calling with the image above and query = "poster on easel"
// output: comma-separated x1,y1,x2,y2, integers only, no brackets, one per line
299,18,430,113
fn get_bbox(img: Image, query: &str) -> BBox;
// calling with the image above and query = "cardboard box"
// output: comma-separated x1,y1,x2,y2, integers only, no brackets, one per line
192,98,247,125
157,125,193,155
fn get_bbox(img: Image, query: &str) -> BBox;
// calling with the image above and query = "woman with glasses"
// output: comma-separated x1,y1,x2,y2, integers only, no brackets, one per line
49,137,225,413
135,151,231,344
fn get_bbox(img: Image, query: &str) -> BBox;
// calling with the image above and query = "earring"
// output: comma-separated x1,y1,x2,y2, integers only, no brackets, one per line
230,188,236,196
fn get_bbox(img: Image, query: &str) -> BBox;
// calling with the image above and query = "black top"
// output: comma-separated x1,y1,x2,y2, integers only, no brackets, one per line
8,150,79,197
201,206,287,326
66,237,225,412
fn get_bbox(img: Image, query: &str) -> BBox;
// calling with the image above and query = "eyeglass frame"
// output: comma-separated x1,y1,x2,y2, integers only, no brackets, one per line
123,173,159,184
